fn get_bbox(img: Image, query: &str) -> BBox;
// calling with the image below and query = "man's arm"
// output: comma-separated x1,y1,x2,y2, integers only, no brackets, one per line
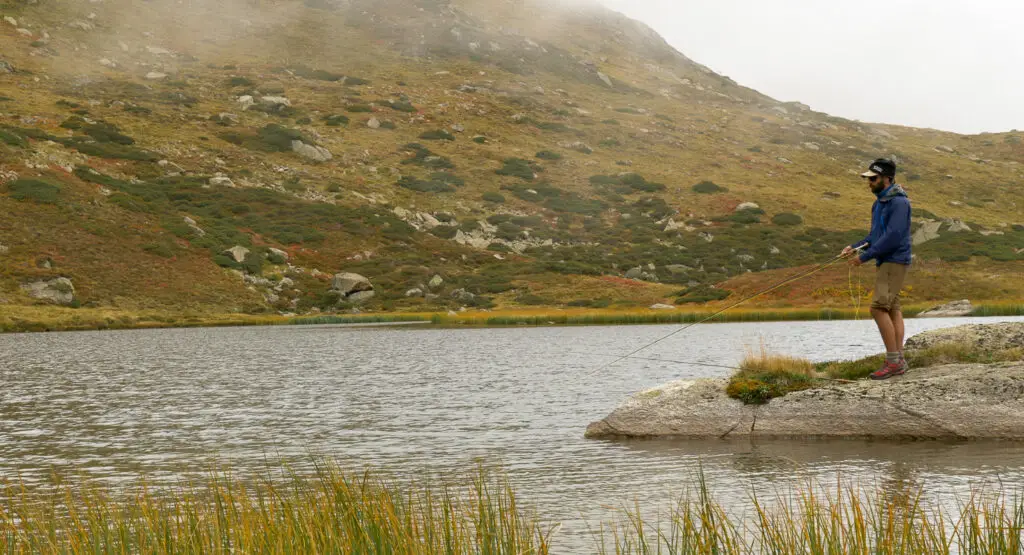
859,199,910,262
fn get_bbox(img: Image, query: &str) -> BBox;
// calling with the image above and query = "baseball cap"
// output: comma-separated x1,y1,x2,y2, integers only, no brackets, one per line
861,158,897,178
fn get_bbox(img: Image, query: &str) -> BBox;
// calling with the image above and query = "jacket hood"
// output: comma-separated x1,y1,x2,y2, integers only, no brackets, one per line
877,183,908,202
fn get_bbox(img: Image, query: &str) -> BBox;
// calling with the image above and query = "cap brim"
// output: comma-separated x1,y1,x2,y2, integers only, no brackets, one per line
861,171,879,178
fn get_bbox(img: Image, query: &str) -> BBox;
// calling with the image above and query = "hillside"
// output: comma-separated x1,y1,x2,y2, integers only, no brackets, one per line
1,0,1021,326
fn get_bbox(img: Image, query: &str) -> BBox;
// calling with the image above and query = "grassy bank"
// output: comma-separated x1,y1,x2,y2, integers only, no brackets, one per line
727,341,1024,404
2,462,1023,553
3,301,1021,334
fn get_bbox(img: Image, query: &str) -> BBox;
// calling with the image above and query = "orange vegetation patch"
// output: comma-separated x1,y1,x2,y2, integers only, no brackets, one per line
598,276,649,288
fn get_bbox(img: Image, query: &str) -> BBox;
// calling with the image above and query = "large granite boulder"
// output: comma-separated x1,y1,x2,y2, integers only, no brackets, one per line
917,300,974,318
331,272,374,304
586,323,1024,440
21,277,75,305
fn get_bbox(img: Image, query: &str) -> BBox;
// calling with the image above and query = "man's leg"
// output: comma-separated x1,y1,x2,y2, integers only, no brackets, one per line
871,307,899,353
892,309,905,352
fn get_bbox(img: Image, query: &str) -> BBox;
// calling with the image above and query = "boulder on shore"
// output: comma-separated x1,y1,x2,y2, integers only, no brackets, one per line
918,299,973,318
21,277,76,305
586,323,1024,441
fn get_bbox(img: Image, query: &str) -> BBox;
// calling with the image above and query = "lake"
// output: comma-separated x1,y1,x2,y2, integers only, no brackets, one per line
2,315,1024,549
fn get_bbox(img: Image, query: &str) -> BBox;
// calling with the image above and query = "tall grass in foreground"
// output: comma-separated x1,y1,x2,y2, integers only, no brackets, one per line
0,463,551,554
598,477,1024,554
4,463,1024,554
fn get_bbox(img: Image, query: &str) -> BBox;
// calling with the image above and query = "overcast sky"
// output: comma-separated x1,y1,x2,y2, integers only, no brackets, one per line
596,0,1024,135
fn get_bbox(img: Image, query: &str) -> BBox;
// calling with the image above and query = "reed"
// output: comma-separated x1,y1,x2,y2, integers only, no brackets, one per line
287,314,430,325
3,462,1023,554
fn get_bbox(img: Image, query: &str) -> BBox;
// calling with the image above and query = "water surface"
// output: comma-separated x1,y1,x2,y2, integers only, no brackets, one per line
2,316,1023,548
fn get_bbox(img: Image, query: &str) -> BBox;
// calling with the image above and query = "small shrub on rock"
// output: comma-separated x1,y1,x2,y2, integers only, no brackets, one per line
419,129,455,141
482,191,506,203
6,178,63,204
496,158,541,180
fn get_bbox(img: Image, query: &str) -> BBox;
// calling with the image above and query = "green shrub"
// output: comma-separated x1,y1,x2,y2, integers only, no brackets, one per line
6,178,62,204
324,114,350,126
0,128,27,148
535,150,562,160
70,141,159,161
496,158,541,180
379,121,397,130
615,107,643,114
142,242,175,258
601,119,620,125
388,101,417,113
472,136,488,144
266,250,288,265
675,285,731,304
429,226,458,239
419,129,455,141
346,104,374,113
482,191,506,203
772,213,803,226
535,122,570,133
692,180,727,194
487,214,512,225
290,65,343,81
401,143,454,169
227,76,255,87
568,299,592,307
397,175,456,193
726,370,813,405
598,139,621,148
748,146,762,153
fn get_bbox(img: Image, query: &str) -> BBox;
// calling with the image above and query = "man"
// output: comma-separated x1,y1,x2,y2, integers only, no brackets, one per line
841,158,912,380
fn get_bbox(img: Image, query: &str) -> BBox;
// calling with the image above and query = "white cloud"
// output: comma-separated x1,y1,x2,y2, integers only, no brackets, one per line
597,0,1024,134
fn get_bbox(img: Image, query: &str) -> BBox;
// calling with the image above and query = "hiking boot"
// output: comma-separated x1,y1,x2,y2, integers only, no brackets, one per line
870,360,907,380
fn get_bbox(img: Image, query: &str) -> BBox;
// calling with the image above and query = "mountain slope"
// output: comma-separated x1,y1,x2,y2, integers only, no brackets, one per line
0,0,1021,322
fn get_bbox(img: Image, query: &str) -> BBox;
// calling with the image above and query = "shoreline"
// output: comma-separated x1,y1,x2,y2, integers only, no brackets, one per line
1,302,1022,334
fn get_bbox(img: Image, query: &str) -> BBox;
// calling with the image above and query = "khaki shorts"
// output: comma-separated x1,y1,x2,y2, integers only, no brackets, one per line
871,262,908,312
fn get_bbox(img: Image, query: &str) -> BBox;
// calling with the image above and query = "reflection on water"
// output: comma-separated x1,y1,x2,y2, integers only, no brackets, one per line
1,316,1023,548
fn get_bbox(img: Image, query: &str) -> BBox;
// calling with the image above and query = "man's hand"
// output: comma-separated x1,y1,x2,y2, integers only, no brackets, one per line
848,256,864,267
841,246,855,257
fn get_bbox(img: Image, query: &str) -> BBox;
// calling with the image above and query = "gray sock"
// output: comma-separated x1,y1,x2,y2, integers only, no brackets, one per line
886,352,901,364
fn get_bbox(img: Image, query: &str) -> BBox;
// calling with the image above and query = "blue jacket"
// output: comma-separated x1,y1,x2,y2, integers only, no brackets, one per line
851,184,912,265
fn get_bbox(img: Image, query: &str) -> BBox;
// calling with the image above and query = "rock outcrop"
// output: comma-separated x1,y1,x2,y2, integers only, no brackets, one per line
21,277,75,305
331,272,375,303
586,323,1024,440
917,299,974,318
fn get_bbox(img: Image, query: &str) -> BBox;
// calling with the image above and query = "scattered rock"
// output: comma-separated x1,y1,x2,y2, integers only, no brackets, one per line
665,264,691,275
735,202,760,212
183,216,205,236
698,232,714,243
0,60,12,74
291,141,332,162
67,20,94,31
912,220,942,245
559,141,593,154
917,300,974,318
405,288,424,297
145,72,167,80
209,176,234,187
99,58,117,68
624,267,644,280
0,243,7,255
259,96,291,107
20,277,75,305
821,191,841,200
650,304,675,310
769,245,781,255
367,117,381,129
237,95,255,110
802,142,820,151
3,16,17,26
451,123,465,133
946,219,972,233
223,246,249,263
597,72,614,88
450,288,476,302
145,46,173,56
935,145,956,154
428,274,444,290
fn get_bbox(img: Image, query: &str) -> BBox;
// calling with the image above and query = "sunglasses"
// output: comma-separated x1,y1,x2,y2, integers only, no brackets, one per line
867,175,882,183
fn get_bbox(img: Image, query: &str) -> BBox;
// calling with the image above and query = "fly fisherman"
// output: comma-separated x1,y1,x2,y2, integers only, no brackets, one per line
841,158,912,380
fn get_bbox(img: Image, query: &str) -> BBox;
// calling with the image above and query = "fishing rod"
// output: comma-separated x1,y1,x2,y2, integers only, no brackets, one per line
579,248,862,378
